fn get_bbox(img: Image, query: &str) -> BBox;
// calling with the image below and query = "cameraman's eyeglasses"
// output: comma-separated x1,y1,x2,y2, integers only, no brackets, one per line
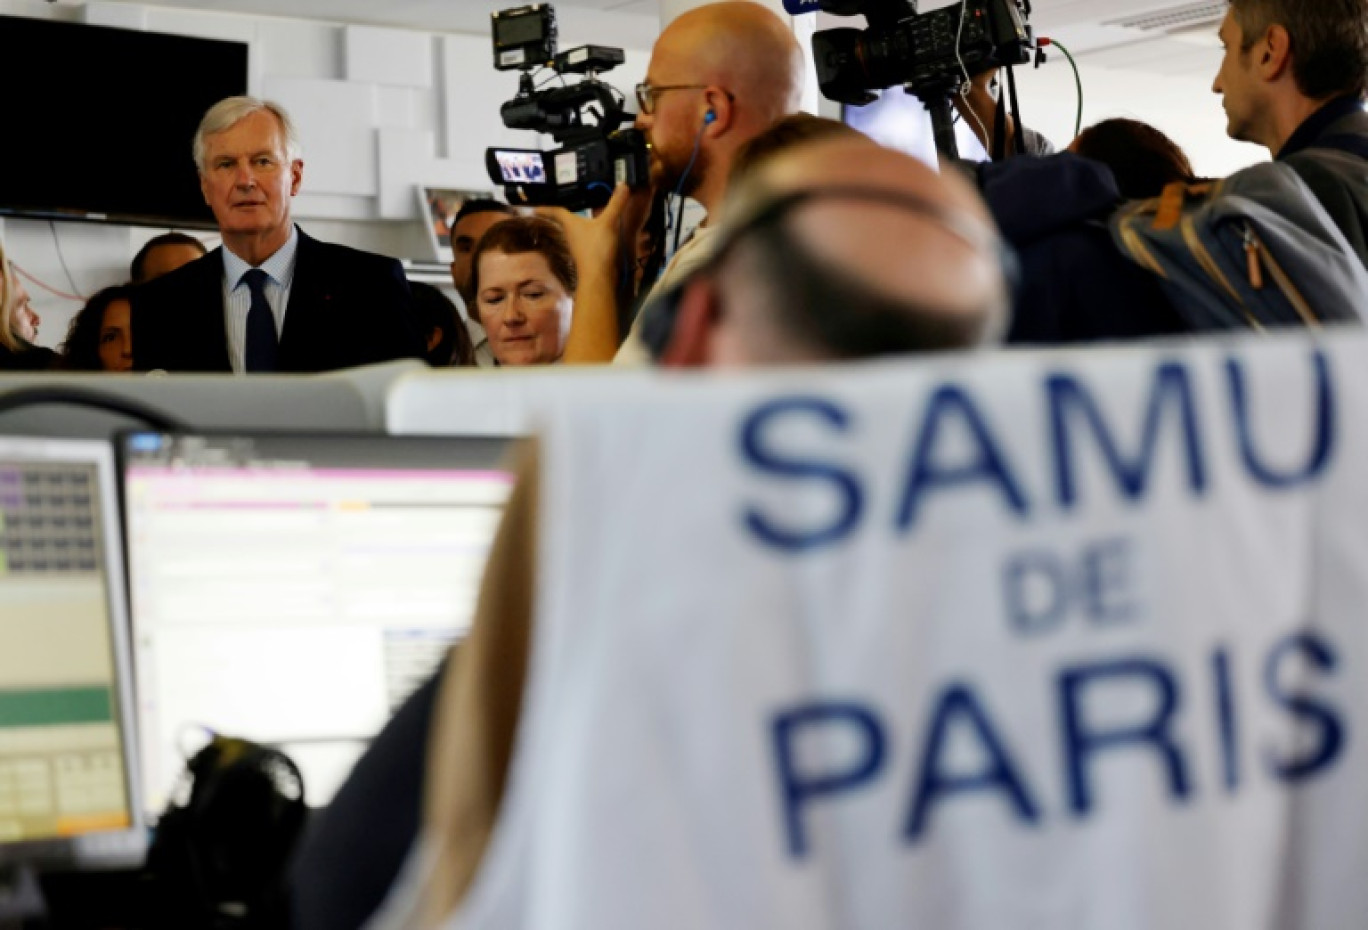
634,83,732,115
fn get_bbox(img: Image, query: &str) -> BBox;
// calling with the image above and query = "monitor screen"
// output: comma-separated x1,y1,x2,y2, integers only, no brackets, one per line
1,15,248,228
843,89,989,166
493,150,548,185
0,438,143,868
122,433,515,812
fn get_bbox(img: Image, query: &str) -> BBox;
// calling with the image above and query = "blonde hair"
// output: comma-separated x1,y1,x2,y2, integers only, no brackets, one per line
193,96,302,173
0,237,21,353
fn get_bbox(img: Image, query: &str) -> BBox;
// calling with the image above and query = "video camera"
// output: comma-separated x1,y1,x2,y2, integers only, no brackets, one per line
485,4,649,213
812,0,1034,104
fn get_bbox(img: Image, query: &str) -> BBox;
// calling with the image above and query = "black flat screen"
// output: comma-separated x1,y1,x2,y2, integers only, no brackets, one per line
1,15,248,228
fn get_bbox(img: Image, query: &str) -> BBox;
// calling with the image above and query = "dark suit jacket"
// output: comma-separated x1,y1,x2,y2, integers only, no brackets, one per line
288,663,443,930
131,228,425,373
1280,98,1368,271
977,153,1187,345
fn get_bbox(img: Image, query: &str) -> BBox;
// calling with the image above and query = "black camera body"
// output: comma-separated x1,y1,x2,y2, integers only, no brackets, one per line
487,127,649,213
813,0,1033,106
485,4,649,213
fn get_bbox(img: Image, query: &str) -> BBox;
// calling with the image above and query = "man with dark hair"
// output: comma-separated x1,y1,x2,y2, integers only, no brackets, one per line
130,232,207,284
449,200,515,306
448,199,515,367
1213,0,1368,263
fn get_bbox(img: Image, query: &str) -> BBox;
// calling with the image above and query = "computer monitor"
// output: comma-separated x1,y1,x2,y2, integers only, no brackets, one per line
120,432,514,814
843,89,989,165
0,438,145,869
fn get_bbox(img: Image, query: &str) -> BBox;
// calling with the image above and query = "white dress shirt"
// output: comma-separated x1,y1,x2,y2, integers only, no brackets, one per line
221,226,299,374
613,224,717,367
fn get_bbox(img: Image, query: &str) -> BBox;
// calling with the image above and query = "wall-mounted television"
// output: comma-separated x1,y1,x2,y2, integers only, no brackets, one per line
1,15,248,229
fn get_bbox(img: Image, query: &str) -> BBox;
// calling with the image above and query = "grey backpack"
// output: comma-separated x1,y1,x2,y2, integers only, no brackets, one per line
1109,157,1368,331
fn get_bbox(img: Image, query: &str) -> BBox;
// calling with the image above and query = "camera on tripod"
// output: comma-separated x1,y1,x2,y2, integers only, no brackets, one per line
485,4,649,213
812,0,1034,106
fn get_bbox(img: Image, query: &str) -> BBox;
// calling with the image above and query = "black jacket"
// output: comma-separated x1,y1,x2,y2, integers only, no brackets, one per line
131,228,425,373
288,666,442,930
977,153,1188,345
1280,96,1368,271
0,343,57,372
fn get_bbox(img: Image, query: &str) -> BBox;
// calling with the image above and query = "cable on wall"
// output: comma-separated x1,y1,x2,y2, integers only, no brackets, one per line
1040,37,1084,139
10,263,84,303
48,222,83,299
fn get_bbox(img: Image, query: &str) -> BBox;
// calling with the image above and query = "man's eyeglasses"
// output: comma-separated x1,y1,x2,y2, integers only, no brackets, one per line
634,82,732,116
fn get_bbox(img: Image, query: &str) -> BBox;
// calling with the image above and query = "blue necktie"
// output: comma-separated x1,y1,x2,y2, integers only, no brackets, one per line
242,268,278,373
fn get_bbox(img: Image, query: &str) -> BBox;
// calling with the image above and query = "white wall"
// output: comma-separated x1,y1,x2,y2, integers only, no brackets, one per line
811,5,1265,179
1008,52,1267,180
1,0,650,347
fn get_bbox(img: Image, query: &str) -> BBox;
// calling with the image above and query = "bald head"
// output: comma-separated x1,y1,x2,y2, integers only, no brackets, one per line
657,2,804,130
754,138,1004,321
658,138,1011,367
639,2,805,212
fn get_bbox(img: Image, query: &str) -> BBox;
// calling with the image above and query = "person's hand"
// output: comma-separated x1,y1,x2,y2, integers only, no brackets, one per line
535,183,649,275
952,67,1010,156
535,184,655,364
952,68,997,115
968,67,998,97
616,182,657,255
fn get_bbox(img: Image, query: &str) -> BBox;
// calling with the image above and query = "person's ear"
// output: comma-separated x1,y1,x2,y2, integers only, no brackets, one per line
702,88,733,136
1260,25,1293,82
289,159,304,197
661,279,720,367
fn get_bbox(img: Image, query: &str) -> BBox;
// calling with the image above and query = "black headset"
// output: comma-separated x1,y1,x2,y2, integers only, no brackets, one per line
642,184,1020,359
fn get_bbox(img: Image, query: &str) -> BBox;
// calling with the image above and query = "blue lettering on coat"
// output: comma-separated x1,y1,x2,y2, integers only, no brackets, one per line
772,702,886,859
1212,647,1241,793
1227,350,1335,489
1263,633,1345,782
740,398,865,553
895,385,1029,531
1047,363,1206,509
1059,658,1192,814
904,684,1041,842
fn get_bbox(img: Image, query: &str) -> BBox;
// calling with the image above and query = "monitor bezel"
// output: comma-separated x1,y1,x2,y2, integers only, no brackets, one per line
0,15,247,230
0,437,147,871
115,428,517,816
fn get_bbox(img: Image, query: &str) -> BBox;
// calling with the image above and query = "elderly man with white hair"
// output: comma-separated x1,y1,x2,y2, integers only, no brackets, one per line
131,96,424,373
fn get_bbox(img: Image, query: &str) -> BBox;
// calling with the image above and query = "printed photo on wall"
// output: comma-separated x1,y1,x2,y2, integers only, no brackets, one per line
418,186,498,263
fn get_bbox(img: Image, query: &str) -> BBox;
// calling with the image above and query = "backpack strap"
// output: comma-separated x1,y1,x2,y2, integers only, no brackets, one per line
1153,180,1219,231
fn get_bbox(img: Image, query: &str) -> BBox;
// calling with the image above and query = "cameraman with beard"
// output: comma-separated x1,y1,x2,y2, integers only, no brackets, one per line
546,0,806,365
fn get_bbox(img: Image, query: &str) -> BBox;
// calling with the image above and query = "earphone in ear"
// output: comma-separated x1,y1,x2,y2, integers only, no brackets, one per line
704,109,716,125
